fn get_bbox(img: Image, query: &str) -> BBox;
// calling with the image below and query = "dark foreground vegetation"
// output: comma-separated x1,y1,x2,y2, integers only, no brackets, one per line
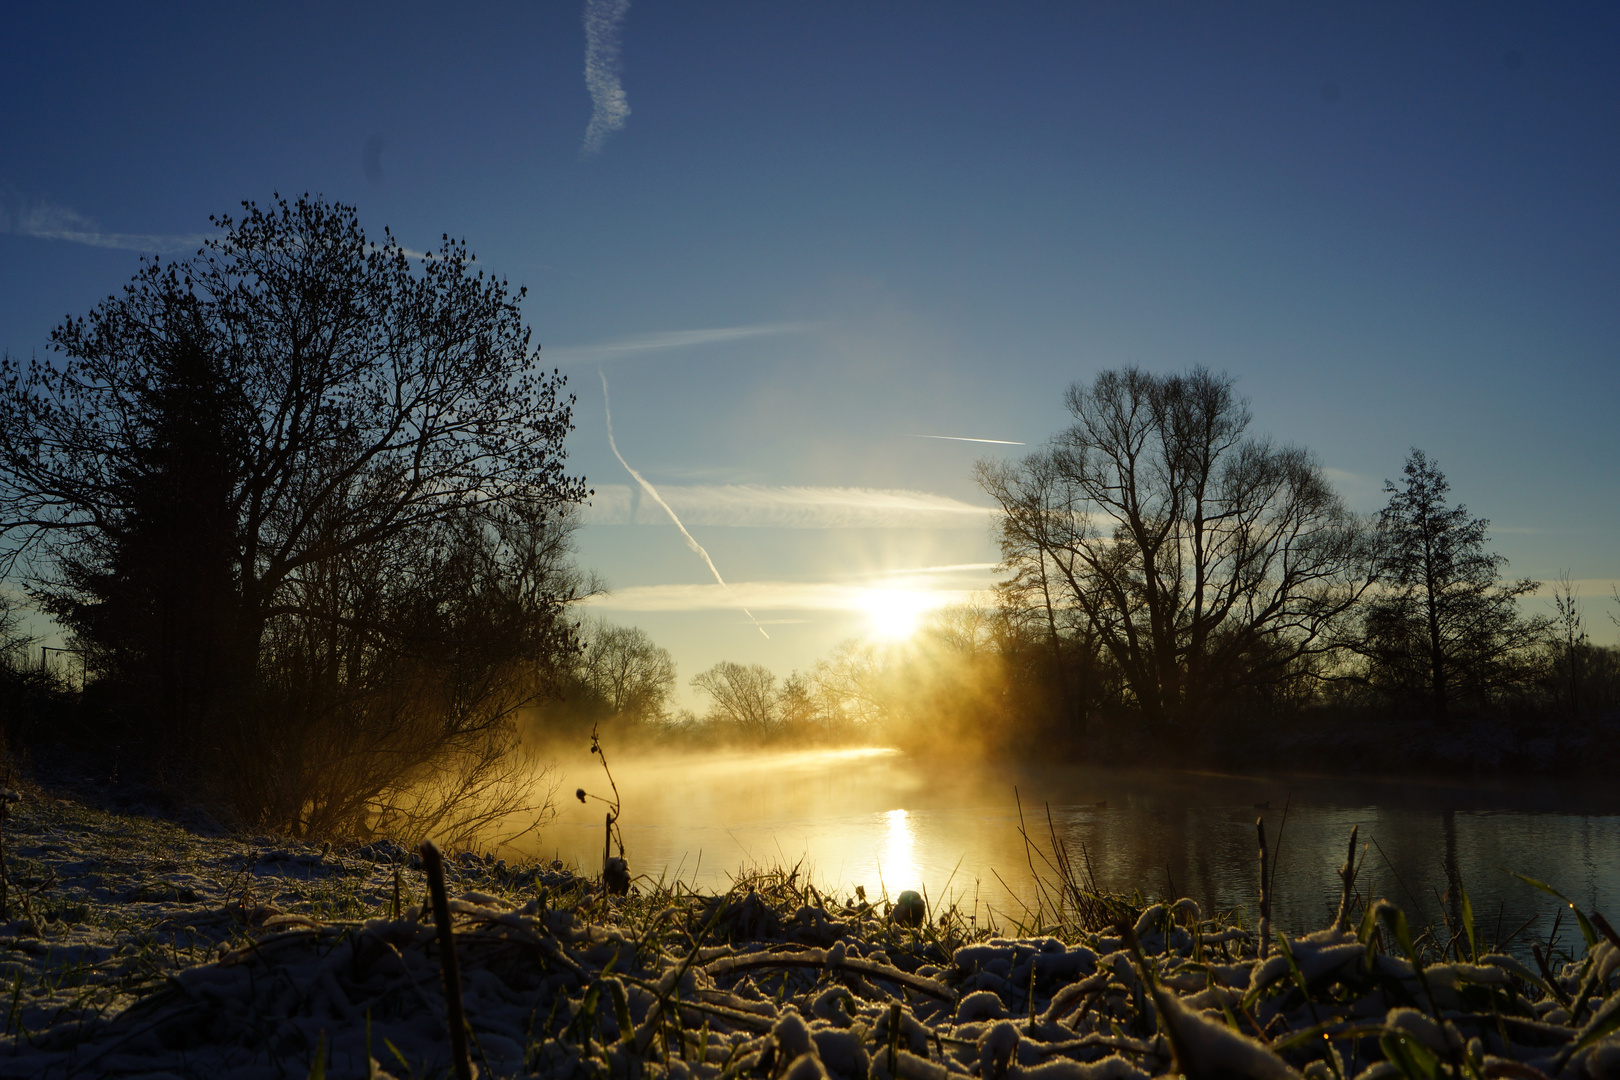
3,784,1620,1079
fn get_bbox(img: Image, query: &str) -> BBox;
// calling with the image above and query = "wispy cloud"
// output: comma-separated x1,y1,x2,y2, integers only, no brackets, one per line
905,434,1025,446
0,194,203,253
870,562,1000,577
547,322,814,363
601,372,769,637
588,580,979,614
1523,578,1620,595
581,483,999,529
581,0,631,155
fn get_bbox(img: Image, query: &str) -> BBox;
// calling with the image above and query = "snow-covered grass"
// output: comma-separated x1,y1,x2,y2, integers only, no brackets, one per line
0,790,1616,1078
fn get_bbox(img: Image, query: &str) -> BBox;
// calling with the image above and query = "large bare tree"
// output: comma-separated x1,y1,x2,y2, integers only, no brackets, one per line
977,367,1374,731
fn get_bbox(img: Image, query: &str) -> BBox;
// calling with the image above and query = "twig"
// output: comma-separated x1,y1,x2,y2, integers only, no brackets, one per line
420,841,474,1080
1268,794,1292,911
1333,825,1359,932
1256,818,1271,959
1014,788,1056,925
703,949,954,1001
1371,837,1425,919
0,773,14,922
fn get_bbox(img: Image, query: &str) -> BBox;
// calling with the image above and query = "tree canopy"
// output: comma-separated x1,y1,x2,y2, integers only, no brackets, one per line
0,195,590,835
977,367,1375,730
1359,449,1545,721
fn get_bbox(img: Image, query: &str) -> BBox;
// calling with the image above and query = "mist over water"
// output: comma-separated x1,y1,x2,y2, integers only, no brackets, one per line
513,747,1620,951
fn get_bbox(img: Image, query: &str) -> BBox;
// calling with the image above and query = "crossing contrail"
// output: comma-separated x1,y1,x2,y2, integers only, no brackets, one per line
600,371,769,639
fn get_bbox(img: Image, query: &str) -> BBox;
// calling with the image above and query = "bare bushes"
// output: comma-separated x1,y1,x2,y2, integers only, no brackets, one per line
222,499,585,842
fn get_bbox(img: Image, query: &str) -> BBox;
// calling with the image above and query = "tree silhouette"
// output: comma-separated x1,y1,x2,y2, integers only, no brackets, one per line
578,621,677,724
692,661,779,737
1360,450,1545,721
0,195,589,829
39,319,244,753
978,367,1375,731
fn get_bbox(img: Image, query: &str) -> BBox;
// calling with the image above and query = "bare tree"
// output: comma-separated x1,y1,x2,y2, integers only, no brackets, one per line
976,367,1374,731
578,620,677,724
776,671,815,736
691,661,779,738
811,640,896,731
1550,572,1588,719
238,494,587,837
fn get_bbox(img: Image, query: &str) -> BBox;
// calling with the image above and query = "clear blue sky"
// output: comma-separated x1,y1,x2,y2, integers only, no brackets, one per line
3,2,1617,699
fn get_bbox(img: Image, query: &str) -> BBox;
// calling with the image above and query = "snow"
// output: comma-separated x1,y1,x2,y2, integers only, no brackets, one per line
0,793,1614,1078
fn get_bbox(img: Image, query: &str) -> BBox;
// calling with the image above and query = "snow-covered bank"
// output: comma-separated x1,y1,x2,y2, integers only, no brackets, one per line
0,792,1617,1079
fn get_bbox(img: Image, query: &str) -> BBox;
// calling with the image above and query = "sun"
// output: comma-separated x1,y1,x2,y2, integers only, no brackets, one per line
860,589,933,641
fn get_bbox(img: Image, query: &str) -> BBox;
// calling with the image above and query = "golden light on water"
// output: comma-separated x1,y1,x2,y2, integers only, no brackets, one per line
879,807,921,895
859,588,935,641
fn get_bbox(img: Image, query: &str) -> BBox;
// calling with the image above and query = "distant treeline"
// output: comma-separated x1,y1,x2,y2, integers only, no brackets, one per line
558,369,1620,776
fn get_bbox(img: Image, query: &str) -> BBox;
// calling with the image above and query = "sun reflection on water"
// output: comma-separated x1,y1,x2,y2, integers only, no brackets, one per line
516,748,1620,951
879,807,920,897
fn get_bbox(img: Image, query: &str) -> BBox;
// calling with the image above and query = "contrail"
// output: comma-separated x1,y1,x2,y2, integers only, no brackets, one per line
905,434,1025,445
600,371,769,638
0,193,203,253
581,0,631,154
547,322,814,363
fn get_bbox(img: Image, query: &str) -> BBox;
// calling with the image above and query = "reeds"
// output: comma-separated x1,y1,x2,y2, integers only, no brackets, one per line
2,789,1619,1078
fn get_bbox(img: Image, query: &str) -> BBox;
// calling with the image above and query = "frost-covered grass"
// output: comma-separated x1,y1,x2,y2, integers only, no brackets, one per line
0,792,1617,1078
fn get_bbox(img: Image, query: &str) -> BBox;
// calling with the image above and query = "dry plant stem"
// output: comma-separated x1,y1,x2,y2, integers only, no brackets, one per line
1268,795,1291,909
1334,825,1360,932
1045,803,1104,929
1256,818,1271,959
1014,788,1055,923
887,1002,902,1076
0,799,8,922
702,949,954,1001
420,840,474,1080
589,724,626,879
1591,911,1620,951
1371,837,1424,916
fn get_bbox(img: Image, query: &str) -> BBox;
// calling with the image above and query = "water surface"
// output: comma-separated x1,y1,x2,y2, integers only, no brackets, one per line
514,746,1620,953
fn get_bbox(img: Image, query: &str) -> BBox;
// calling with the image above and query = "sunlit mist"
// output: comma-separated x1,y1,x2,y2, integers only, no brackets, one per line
860,588,935,641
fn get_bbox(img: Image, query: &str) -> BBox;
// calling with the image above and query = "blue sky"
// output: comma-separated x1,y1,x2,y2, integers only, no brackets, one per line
3,2,1617,699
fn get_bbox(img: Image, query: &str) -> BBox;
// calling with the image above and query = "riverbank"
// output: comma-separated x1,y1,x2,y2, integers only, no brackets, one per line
0,788,1617,1079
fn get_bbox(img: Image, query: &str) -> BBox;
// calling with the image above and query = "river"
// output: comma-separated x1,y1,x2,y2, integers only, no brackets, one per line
511,746,1620,955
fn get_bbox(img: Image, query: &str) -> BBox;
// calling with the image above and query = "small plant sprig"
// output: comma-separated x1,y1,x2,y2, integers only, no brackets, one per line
575,725,629,894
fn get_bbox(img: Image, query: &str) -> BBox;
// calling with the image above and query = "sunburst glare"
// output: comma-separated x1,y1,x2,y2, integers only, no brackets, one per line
859,588,935,641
